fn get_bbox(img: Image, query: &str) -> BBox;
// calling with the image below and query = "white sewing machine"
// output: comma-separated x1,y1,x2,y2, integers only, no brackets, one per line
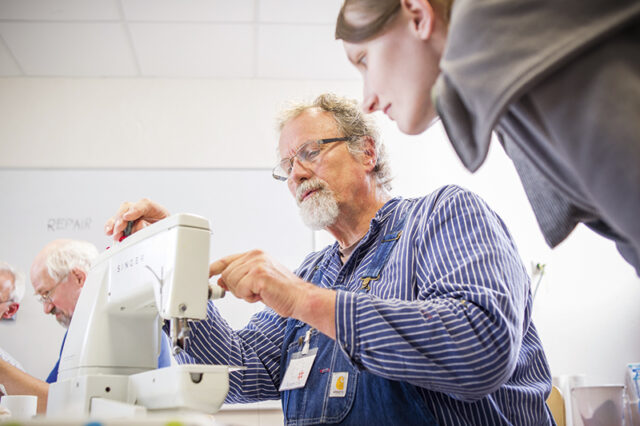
46,214,230,420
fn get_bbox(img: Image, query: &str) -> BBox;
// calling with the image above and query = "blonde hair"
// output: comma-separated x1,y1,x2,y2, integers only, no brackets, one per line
336,0,453,42
277,93,392,191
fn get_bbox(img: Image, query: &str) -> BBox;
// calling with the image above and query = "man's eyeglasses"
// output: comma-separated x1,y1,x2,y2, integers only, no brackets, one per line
272,136,353,181
36,274,68,305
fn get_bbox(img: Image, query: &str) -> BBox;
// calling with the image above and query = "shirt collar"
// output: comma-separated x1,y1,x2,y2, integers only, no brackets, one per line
325,197,404,258
370,197,403,228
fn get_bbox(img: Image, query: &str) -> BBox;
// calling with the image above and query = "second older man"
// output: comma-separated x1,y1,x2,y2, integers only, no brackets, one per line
1,239,172,413
106,93,554,425
0,240,101,413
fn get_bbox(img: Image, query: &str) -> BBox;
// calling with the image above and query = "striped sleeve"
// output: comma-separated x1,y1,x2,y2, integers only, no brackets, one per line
171,250,327,404
335,189,529,401
172,302,285,403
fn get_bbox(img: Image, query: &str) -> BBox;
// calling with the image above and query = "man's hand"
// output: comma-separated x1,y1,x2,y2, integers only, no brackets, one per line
104,198,170,242
209,250,337,338
209,250,308,318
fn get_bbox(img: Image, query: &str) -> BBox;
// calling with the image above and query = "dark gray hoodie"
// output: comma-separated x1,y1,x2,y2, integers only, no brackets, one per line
434,0,640,274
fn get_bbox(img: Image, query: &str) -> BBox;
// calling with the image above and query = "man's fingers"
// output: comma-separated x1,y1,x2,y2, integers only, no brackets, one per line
136,221,149,232
209,253,245,278
104,218,115,235
104,202,131,235
121,204,146,222
120,202,148,223
216,277,229,291
245,293,262,304
122,198,169,223
209,260,226,277
104,201,134,237
105,199,170,242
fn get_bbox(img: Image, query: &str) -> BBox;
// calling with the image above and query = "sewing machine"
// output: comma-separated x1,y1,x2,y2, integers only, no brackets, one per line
46,214,230,419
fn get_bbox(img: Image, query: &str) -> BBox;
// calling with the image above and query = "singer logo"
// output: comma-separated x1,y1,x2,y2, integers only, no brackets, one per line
115,254,145,273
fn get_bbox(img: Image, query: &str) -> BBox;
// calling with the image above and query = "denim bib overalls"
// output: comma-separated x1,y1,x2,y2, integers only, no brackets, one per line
279,210,438,425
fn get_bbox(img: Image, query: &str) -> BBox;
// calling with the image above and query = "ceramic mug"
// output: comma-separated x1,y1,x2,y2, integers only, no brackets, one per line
0,394,38,420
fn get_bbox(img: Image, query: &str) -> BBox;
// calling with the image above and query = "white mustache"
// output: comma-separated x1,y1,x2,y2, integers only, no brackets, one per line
296,179,326,204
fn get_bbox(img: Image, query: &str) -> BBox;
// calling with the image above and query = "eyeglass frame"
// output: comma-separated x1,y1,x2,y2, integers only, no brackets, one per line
272,136,354,181
35,273,69,305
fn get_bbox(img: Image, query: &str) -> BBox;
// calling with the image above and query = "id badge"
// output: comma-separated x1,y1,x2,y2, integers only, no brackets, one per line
279,347,318,391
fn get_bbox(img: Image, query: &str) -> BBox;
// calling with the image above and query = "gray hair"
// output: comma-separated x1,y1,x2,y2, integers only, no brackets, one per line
276,93,393,191
45,240,98,282
0,261,25,303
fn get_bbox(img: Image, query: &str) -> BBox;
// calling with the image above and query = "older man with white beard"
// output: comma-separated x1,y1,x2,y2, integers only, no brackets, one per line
105,93,554,425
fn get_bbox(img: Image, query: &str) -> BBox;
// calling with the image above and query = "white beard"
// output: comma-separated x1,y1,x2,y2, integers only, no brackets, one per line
52,307,72,328
57,315,71,328
297,179,339,230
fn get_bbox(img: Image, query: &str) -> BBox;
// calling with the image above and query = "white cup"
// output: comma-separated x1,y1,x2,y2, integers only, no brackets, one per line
0,394,38,420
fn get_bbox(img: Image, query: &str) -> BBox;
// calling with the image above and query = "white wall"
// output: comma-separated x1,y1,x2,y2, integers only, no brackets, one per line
0,77,638,391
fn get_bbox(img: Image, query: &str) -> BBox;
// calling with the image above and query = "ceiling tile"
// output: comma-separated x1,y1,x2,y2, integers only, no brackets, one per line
0,0,121,21
122,0,255,22
259,0,343,23
0,22,137,76
130,23,254,78
0,38,21,75
258,24,358,80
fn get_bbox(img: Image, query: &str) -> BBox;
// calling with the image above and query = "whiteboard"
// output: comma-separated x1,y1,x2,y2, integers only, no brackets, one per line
0,168,313,385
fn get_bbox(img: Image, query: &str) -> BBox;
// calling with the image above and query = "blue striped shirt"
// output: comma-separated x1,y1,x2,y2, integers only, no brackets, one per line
175,185,553,425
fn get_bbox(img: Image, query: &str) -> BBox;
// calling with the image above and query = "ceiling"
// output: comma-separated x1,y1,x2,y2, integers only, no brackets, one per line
0,0,359,80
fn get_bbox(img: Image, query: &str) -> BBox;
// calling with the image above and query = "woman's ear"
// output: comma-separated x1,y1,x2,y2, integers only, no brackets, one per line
401,0,435,40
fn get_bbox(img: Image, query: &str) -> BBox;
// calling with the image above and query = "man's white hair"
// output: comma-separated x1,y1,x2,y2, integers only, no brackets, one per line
276,93,393,191
0,261,25,302
46,240,99,282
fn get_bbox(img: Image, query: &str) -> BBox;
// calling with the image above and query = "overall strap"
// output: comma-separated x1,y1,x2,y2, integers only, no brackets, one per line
282,252,330,336
309,250,332,286
359,204,410,292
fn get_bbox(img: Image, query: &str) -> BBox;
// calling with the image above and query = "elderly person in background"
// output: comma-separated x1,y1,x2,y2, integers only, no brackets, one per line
1,261,25,377
29,239,101,383
1,239,171,413
106,93,553,424
30,239,98,332
0,261,23,322
0,240,99,413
